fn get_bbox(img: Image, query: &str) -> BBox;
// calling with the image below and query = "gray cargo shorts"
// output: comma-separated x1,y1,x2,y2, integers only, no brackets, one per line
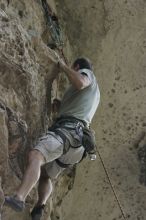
34,125,85,179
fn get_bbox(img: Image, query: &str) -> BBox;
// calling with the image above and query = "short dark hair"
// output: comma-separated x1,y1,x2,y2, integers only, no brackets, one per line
73,57,92,70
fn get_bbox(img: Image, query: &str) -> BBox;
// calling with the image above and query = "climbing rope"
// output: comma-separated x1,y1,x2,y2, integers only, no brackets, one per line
41,3,128,218
97,148,127,220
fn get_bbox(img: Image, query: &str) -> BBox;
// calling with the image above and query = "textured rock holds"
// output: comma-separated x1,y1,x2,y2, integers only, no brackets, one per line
0,8,9,22
137,133,146,185
6,106,28,179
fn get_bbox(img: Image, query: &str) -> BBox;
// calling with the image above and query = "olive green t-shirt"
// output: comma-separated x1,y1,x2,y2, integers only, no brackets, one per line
58,68,100,125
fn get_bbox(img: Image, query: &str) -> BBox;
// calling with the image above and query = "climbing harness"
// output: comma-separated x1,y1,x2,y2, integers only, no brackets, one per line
48,116,97,168
48,116,84,153
97,148,127,220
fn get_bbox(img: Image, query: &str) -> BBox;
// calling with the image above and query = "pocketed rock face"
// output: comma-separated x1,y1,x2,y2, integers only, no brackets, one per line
0,1,73,219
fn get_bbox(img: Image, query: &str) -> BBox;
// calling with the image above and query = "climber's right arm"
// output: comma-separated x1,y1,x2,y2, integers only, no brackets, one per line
58,60,91,90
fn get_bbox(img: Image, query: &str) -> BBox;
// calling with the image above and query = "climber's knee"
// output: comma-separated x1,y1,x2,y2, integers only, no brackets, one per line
28,150,45,165
40,166,50,179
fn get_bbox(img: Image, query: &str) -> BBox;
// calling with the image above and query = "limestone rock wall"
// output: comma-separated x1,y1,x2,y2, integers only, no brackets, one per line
0,0,74,219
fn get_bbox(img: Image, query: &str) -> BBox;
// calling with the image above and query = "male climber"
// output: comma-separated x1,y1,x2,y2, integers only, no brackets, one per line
5,57,100,220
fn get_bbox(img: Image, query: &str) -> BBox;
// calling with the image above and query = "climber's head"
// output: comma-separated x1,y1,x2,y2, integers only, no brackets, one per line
72,57,93,71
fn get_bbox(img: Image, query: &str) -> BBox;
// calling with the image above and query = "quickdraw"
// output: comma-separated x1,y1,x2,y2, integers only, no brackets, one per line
41,0,69,99
41,0,64,49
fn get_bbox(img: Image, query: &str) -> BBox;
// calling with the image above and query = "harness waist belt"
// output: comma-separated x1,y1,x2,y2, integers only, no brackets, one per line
55,115,86,127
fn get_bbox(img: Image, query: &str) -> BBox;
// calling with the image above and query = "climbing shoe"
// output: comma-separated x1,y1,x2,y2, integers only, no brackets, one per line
4,195,25,212
31,204,45,220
